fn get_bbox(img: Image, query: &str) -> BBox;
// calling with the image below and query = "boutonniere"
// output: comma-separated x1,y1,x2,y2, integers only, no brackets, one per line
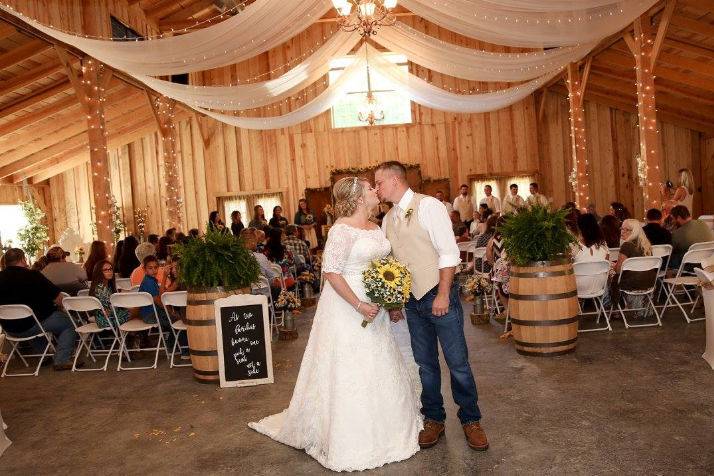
404,208,414,223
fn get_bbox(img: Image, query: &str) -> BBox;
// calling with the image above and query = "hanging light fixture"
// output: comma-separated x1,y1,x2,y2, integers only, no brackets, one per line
357,46,384,126
331,0,398,37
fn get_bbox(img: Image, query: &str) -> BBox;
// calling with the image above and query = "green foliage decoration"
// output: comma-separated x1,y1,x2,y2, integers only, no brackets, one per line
173,229,260,290
17,200,49,260
499,205,576,267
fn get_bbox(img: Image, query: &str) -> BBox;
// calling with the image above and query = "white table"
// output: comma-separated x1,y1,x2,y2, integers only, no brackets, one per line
695,268,714,369
0,409,10,457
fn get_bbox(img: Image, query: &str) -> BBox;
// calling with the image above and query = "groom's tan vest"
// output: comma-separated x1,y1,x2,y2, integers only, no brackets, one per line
384,193,440,300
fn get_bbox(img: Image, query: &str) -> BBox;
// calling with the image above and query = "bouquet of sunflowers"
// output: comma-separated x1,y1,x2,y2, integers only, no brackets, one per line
275,290,301,312
361,256,412,328
462,274,492,300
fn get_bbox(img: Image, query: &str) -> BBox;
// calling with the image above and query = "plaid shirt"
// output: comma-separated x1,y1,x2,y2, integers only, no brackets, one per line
283,236,309,262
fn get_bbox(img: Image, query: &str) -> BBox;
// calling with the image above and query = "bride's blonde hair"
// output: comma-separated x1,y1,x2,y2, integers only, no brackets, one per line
333,177,367,218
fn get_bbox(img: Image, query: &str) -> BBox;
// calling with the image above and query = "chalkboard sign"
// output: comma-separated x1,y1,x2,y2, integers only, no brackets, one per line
214,294,274,388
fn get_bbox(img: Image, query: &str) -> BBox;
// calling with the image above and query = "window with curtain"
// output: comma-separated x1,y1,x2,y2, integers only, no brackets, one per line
220,192,284,226
0,204,28,249
471,175,536,209
329,53,412,129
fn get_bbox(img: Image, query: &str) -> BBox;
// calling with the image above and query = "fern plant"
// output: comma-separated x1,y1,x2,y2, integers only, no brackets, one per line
173,229,260,290
499,205,576,267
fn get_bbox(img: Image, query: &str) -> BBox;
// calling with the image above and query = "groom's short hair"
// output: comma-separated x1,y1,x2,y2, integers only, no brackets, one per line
376,161,406,181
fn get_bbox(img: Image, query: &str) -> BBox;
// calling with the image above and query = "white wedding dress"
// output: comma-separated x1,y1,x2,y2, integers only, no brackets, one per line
249,223,422,472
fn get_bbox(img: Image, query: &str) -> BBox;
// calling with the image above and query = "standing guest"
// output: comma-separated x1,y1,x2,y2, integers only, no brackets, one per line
130,242,164,286
164,228,177,243
156,236,172,263
147,234,159,248
526,183,549,208
138,255,186,352
208,211,226,232
42,246,87,295
573,214,609,263
600,215,621,248
249,205,268,229
660,179,675,215
188,228,200,239
264,227,296,289
479,184,501,214
230,210,244,236
283,225,310,270
0,248,77,370
502,183,526,214
642,208,672,245
89,260,129,328
663,169,695,213
669,205,714,269
453,184,475,226
562,202,579,213
83,240,108,280
586,203,601,223
175,232,188,244
294,198,318,250
269,205,289,229
609,202,631,222
435,190,454,213
113,239,124,274
118,236,140,278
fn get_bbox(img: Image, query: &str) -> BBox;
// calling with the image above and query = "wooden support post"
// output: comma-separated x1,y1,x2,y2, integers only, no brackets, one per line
566,60,592,208
632,8,672,212
147,91,183,229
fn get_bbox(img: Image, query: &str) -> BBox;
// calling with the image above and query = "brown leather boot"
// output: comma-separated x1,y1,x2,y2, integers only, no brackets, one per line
463,422,489,451
419,420,445,448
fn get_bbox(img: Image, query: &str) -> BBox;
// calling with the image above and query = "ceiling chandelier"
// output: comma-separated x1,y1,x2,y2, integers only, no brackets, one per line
331,0,398,37
357,47,384,126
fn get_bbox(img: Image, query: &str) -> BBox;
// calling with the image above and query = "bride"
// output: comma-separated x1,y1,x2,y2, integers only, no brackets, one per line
249,177,423,472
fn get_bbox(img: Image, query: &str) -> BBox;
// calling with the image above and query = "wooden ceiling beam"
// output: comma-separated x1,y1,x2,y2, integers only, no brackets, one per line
145,0,183,21
669,14,714,38
159,0,215,25
665,37,714,56
0,59,64,98
679,0,714,10
0,38,50,70
0,23,16,40
0,78,70,120
0,94,78,138
651,0,677,67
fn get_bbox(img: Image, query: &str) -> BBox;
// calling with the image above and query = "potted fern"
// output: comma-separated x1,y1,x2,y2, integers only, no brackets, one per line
499,206,580,356
173,229,260,383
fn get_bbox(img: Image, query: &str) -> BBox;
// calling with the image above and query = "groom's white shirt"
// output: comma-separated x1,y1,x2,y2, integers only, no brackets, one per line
382,188,461,269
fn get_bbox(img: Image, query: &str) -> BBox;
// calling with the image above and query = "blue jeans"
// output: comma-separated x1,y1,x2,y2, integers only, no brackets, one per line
405,282,482,425
8,311,77,365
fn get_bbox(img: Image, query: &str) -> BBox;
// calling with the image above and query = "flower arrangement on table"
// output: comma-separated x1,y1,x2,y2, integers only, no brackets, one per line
304,214,315,225
462,274,492,301
275,290,301,313
362,257,411,328
134,207,149,240
75,246,85,263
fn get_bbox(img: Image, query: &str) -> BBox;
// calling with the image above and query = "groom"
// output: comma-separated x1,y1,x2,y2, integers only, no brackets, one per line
375,161,488,451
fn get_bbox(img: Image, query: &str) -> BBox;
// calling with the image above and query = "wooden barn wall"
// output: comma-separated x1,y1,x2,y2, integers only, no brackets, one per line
539,92,710,218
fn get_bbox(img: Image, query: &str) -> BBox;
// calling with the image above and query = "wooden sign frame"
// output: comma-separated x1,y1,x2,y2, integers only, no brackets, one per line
214,294,274,388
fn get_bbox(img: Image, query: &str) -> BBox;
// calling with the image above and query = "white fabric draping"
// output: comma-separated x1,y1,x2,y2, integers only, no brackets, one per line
195,51,367,130
373,22,596,82
364,44,558,114
0,0,332,75
398,0,659,47
135,30,361,110
450,0,625,12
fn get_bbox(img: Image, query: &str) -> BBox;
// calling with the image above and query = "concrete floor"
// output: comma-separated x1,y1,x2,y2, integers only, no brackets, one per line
1,300,713,475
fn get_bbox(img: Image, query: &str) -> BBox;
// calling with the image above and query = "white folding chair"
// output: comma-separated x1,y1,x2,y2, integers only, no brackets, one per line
252,276,283,339
472,247,487,274
111,292,167,371
608,248,620,264
689,241,714,252
660,248,714,323
697,215,714,232
115,278,132,291
270,263,286,290
63,296,121,372
610,256,662,328
76,289,90,297
160,291,190,368
651,244,673,301
457,241,477,266
0,305,55,377
574,261,611,332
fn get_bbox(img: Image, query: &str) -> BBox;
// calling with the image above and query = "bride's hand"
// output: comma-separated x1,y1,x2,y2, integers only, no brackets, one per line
388,309,404,322
357,302,379,322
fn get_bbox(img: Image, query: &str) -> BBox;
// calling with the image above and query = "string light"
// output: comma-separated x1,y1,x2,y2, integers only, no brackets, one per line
153,96,184,227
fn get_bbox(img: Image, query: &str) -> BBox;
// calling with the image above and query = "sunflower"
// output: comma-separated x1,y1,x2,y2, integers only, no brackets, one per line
377,263,402,289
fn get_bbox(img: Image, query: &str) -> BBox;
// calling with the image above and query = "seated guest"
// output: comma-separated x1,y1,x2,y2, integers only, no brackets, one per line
188,228,200,239
88,259,129,328
42,246,87,295
610,219,654,305
0,248,77,370
130,242,164,286
118,235,140,278
164,228,177,243
473,215,497,272
113,239,124,273
255,228,267,253
565,210,580,238
147,234,159,248
434,190,454,213
31,255,48,272
642,208,672,246
669,205,714,269
600,215,621,248
175,232,188,244
610,201,631,222
472,205,492,236
284,225,310,270
230,210,244,236
156,236,172,264
586,203,601,223
502,183,526,214
449,210,462,235
83,240,108,281
455,223,470,243
138,255,186,352
468,210,481,237
573,214,609,263
268,206,289,229
241,229,281,301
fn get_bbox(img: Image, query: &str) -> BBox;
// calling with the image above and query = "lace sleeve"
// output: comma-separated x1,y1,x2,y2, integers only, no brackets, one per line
321,224,355,274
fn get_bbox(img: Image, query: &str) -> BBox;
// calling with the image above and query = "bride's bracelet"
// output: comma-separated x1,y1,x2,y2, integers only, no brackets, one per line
355,302,362,312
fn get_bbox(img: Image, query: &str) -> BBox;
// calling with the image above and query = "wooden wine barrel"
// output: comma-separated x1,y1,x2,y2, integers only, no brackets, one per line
186,286,248,383
509,259,579,357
